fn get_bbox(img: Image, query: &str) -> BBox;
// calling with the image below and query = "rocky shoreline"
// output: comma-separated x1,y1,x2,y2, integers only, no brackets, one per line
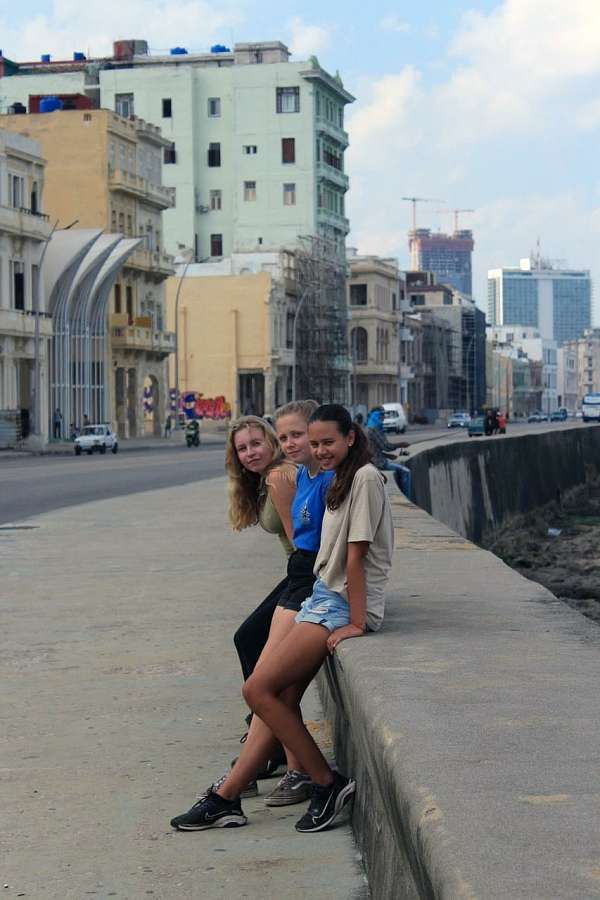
483,479,600,624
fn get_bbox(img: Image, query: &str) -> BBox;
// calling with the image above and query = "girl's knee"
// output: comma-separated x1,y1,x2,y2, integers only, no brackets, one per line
242,673,272,712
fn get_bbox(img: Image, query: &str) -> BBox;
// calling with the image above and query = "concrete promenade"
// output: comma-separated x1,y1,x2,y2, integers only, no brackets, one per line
2,478,366,899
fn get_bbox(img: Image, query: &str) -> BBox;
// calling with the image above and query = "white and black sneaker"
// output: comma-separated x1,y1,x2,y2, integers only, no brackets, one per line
264,770,312,807
170,790,248,831
295,773,356,833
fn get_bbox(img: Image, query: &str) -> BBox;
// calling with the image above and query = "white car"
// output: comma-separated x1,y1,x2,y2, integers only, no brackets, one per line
74,424,119,456
382,402,408,434
448,412,471,428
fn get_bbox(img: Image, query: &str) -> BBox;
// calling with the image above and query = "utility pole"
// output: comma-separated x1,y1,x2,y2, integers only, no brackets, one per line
173,246,194,430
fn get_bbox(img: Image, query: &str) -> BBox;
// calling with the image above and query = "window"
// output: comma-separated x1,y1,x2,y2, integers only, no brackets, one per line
208,143,221,167
83,112,92,122
350,284,367,306
8,173,24,208
164,143,177,164
283,183,296,206
162,98,172,118
392,292,397,311
10,261,25,311
350,327,368,363
208,97,221,117
244,181,257,201
118,212,125,232
109,142,116,169
243,144,257,155
115,93,134,119
126,285,133,319
126,214,133,236
282,138,295,164
210,234,223,257
111,209,117,230
30,181,39,214
443,295,453,305
412,294,425,306
119,144,126,170
210,189,222,211
276,86,300,114
114,284,122,314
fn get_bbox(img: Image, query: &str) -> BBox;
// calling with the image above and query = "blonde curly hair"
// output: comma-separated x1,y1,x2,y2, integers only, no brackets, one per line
225,416,284,531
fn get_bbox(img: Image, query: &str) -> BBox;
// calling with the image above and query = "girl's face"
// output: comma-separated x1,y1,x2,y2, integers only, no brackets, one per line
308,420,355,471
276,413,312,465
233,426,274,474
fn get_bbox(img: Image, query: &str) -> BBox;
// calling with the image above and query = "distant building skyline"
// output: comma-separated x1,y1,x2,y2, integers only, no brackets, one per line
487,257,591,345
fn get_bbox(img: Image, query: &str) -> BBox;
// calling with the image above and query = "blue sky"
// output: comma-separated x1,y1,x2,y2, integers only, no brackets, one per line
5,0,600,316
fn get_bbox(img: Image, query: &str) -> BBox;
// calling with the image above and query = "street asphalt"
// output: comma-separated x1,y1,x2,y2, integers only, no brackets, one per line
2,476,367,900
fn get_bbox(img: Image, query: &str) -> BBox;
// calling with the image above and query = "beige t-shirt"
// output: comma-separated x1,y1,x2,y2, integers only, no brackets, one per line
314,463,394,631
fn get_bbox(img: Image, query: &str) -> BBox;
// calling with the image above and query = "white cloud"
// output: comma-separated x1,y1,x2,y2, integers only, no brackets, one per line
378,15,411,34
286,17,331,58
345,0,600,311
0,0,242,60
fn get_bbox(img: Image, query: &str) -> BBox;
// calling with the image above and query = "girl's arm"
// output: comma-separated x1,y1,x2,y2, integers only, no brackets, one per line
267,466,296,544
326,540,369,652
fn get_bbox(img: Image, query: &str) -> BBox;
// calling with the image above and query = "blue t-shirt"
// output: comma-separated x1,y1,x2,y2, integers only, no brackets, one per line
292,466,335,552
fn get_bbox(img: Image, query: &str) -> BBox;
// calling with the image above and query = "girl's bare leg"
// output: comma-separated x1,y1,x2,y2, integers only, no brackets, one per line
242,622,333,786
217,607,305,799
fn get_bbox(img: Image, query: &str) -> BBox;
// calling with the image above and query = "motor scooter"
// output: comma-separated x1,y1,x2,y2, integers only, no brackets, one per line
185,420,200,447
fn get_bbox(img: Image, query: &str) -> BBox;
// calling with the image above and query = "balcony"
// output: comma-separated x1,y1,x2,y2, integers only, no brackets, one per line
315,115,349,148
125,248,175,278
153,330,176,354
316,161,349,191
0,204,51,242
108,167,175,210
0,308,53,340
317,207,350,234
110,319,153,351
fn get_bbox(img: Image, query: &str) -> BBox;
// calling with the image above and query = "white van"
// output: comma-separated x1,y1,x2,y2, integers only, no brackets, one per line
382,402,407,434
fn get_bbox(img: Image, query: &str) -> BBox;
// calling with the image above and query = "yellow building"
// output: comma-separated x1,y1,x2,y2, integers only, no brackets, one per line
1,107,175,437
166,269,292,419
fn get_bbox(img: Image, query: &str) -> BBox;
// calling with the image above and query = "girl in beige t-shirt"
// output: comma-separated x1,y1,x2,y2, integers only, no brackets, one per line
242,403,393,833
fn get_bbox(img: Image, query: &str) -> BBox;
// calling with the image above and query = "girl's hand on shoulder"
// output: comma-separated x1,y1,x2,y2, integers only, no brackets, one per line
327,623,365,653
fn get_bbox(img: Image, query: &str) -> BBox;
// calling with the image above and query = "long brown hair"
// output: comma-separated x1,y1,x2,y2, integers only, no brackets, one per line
225,416,284,530
309,404,372,510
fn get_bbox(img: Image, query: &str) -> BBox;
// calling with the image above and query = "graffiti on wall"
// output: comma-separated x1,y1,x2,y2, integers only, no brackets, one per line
170,389,232,420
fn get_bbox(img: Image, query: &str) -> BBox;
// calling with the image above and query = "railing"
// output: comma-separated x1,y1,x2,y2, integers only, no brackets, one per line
127,248,175,274
315,115,349,146
108,167,175,208
316,161,349,190
316,207,350,232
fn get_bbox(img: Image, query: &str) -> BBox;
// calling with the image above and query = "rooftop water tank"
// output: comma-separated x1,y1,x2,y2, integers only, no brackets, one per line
9,102,26,115
210,44,231,53
41,54,51,63
170,47,188,55
73,51,86,61
40,96,64,113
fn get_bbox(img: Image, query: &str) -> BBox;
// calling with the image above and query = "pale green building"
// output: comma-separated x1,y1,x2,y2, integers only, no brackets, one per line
0,40,353,260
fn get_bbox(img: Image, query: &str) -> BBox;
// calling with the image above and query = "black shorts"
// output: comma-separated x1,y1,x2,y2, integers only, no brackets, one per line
277,549,318,613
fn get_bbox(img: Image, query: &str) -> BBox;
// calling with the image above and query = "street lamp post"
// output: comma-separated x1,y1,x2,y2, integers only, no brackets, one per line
291,288,309,402
173,247,194,430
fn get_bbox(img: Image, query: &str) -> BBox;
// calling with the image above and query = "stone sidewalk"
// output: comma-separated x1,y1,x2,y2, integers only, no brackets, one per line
2,478,367,900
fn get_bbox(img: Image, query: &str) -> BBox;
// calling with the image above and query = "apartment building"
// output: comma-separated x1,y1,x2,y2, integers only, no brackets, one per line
1,107,175,437
347,255,403,411
0,129,51,443
562,328,600,407
489,325,558,414
0,40,353,261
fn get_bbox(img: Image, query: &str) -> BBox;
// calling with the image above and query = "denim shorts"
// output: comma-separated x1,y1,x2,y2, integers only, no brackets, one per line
295,578,350,633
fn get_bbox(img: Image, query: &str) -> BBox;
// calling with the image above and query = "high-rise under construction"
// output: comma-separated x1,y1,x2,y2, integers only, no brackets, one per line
409,229,474,296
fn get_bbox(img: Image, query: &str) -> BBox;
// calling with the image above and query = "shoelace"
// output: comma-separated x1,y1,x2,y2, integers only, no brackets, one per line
277,770,307,790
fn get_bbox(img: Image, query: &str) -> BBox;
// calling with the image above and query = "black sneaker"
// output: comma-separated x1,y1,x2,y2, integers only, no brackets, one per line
295,773,356,833
170,790,248,831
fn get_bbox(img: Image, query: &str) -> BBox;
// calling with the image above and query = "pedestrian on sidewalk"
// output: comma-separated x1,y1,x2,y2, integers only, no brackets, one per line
367,406,412,500
171,400,335,830
53,408,63,440
164,414,172,438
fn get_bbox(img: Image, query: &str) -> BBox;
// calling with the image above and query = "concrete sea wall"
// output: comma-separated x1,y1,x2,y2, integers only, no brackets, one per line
408,426,600,543
318,428,600,900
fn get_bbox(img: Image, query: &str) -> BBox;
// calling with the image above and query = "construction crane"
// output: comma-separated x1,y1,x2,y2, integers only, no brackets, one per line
434,208,475,232
402,197,445,232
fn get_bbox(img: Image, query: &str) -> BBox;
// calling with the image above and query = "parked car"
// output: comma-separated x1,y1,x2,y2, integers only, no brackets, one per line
74,424,119,456
550,408,568,422
527,411,549,423
382,402,407,434
468,416,485,437
447,412,471,428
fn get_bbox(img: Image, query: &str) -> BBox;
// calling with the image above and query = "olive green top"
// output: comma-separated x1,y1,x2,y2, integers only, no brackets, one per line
258,463,296,557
